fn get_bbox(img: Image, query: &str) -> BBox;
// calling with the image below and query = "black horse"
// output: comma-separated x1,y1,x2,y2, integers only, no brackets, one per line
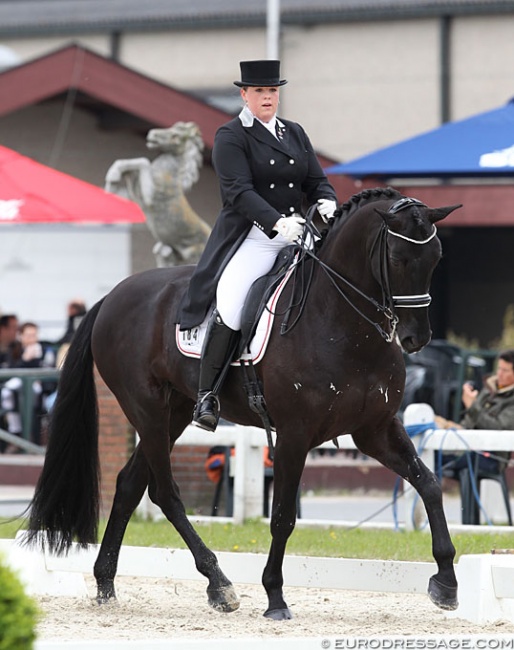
26,187,461,619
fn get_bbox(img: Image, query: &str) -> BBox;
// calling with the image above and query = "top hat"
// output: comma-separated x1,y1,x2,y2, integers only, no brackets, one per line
234,60,288,88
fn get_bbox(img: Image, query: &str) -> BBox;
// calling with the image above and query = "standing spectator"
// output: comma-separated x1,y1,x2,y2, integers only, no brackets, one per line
54,300,87,368
0,314,20,368
56,299,87,346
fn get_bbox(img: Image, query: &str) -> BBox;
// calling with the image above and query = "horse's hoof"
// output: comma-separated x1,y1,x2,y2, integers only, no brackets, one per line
95,584,116,605
207,585,240,613
95,594,117,605
263,607,293,620
428,575,458,611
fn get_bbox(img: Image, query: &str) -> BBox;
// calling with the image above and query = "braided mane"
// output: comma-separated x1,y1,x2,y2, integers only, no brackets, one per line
334,187,403,221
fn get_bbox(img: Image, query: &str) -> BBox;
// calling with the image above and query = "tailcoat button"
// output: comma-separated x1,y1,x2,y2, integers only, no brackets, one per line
289,159,295,164
270,183,275,189
270,159,275,165
288,182,294,188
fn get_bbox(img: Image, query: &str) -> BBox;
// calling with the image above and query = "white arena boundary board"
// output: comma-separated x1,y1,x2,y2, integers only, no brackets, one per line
0,536,433,596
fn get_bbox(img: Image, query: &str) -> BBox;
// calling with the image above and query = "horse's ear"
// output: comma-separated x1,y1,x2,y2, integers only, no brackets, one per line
374,208,401,228
427,204,463,224
375,204,463,225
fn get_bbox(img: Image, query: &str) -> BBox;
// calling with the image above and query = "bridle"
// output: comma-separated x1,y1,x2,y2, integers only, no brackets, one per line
281,197,439,343
377,197,437,313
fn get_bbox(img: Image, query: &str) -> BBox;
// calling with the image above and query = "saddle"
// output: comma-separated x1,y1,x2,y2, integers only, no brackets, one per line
176,245,298,364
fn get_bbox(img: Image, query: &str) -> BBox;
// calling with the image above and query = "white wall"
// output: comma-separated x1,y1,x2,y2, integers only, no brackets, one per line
0,225,131,341
452,15,514,119
4,14,514,164
281,19,440,161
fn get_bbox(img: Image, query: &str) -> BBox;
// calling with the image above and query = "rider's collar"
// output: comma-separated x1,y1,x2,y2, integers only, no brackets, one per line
238,105,284,132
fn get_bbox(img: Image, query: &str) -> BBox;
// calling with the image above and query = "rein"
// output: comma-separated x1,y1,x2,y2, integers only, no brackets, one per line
279,197,437,343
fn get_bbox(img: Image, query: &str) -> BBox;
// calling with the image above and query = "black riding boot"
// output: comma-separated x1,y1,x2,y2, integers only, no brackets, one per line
193,310,240,432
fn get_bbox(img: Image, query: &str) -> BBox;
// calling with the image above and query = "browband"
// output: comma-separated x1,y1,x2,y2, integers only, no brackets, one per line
388,197,427,214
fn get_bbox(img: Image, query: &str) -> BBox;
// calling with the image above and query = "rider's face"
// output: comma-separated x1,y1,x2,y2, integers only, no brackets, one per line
241,86,280,124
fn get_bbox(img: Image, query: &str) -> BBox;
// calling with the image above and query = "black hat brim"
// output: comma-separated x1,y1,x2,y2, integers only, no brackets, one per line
234,79,288,88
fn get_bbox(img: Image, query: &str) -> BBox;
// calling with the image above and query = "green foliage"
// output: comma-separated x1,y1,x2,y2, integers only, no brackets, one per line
497,304,514,349
446,330,480,351
447,303,514,352
0,557,38,650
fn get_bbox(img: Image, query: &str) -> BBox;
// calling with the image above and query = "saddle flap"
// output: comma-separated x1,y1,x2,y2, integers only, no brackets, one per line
238,246,297,356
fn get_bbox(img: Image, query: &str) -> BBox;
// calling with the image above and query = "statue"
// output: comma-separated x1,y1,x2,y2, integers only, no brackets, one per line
105,122,211,267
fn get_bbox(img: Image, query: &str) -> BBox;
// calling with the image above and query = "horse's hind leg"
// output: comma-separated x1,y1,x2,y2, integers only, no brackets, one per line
133,399,239,613
352,418,458,610
94,443,149,602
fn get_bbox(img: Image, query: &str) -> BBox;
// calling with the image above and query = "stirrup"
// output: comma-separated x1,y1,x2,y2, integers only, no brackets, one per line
192,391,220,432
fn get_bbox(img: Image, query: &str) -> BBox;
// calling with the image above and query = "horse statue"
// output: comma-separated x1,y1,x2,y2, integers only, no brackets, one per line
26,187,461,619
105,121,211,267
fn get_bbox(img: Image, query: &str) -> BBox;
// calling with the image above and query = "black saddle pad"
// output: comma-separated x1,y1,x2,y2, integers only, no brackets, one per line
238,246,296,357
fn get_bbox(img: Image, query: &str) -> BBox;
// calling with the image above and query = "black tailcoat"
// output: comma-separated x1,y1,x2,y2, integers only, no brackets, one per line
178,114,337,330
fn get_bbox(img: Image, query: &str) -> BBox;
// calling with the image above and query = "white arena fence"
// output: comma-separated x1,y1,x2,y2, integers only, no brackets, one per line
139,407,514,531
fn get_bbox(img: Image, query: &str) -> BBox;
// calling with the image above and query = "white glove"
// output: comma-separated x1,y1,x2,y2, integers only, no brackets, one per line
317,198,337,223
273,215,306,243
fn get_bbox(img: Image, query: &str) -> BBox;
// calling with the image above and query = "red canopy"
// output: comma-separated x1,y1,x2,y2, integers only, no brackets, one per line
0,145,145,224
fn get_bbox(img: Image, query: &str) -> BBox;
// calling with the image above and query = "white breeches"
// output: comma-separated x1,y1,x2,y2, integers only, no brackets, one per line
216,225,291,331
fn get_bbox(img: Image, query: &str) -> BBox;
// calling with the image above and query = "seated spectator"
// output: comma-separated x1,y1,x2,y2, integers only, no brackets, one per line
435,349,514,478
0,322,56,451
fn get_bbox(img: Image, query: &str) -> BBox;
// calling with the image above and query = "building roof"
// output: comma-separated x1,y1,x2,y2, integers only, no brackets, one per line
0,44,232,153
0,43,336,167
0,0,513,36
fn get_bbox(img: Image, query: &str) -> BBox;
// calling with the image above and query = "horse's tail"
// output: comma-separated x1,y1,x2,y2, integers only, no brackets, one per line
25,299,105,554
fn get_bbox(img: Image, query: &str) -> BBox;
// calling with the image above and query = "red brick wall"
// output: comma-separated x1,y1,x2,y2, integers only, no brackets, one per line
95,368,134,516
171,444,217,514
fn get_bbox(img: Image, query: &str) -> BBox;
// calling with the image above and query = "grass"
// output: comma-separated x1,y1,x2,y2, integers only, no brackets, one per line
1,516,512,562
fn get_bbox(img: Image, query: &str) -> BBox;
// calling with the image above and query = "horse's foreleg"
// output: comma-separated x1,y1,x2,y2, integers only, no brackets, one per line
94,444,149,603
353,418,458,610
152,470,239,613
262,441,308,620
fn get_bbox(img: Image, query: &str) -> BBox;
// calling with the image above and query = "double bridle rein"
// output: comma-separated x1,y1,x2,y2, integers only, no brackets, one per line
286,197,438,343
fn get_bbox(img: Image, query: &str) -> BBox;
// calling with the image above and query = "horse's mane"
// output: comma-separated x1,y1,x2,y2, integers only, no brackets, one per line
334,187,403,223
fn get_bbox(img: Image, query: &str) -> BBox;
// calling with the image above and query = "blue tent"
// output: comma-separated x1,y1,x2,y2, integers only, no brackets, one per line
325,99,514,179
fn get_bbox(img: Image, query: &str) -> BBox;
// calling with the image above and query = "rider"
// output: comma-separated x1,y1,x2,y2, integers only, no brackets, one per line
178,59,338,432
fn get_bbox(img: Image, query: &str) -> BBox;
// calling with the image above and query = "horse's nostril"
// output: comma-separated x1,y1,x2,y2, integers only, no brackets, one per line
402,336,420,353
